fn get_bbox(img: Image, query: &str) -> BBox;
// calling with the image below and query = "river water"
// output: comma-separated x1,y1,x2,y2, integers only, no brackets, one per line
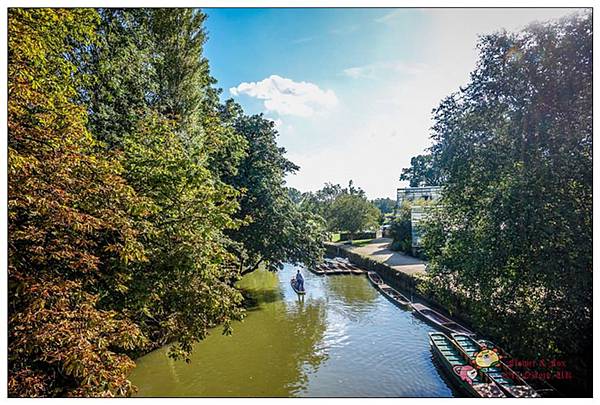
129,264,458,397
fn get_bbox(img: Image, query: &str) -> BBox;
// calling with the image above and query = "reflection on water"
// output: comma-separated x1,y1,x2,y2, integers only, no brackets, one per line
129,264,457,397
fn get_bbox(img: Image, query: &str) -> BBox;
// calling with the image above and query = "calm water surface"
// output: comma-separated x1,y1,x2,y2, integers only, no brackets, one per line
129,264,457,397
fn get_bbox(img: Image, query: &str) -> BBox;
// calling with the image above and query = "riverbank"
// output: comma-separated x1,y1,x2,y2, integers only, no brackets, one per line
324,238,474,331
325,238,425,295
332,238,426,276
324,239,586,397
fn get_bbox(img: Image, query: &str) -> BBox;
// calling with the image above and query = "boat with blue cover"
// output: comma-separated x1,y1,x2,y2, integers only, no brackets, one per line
451,333,539,397
429,332,505,397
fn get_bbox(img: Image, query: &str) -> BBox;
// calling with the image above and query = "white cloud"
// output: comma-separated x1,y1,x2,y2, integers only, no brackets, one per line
230,75,338,117
343,61,429,79
375,10,403,24
291,36,313,44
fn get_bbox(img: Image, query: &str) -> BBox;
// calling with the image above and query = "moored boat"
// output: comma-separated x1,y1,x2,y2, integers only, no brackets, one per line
310,264,326,275
477,339,557,397
450,333,539,397
324,263,343,275
429,332,505,398
380,285,411,308
367,271,385,287
412,303,475,336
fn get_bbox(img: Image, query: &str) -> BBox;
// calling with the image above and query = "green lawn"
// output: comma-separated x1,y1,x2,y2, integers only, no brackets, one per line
328,233,374,246
350,238,374,247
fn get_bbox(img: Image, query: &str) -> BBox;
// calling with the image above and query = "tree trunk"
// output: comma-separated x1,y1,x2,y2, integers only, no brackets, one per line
240,257,264,276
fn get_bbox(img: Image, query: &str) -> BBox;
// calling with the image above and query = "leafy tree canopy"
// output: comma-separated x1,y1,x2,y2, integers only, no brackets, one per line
8,7,325,397
326,193,381,238
420,12,592,394
8,8,147,397
372,197,396,215
222,111,325,274
399,154,443,187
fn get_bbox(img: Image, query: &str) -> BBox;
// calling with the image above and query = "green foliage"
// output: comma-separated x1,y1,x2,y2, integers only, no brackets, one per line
326,193,381,239
8,7,324,397
223,112,325,274
84,9,157,148
299,181,378,240
8,8,147,397
420,12,592,392
399,154,442,187
372,197,396,215
83,8,247,363
390,202,413,253
122,112,244,358
287,187,303,204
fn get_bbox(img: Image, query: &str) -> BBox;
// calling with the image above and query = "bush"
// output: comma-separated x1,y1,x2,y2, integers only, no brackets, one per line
390,218,412,253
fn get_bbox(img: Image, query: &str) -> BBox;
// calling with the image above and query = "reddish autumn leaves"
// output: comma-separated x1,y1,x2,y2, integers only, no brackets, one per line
8,9,148,397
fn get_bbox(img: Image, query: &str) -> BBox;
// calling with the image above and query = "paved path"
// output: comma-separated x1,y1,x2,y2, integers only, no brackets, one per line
337,238,426,276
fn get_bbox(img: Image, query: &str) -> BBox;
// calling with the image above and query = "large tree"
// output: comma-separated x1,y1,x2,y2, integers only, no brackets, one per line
8,8,147,397
8,8,247,397
83,9,157,148
327,193,381,240
421,12,592,394
84,8,246,360
399,154,442,187
372,197,396,215
222,111,325,274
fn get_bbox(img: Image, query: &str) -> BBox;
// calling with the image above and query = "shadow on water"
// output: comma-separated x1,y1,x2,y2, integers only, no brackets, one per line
241,287,282,311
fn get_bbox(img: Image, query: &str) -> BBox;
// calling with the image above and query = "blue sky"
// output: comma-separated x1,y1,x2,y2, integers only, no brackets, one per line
204,9,426,91
203,8,575,199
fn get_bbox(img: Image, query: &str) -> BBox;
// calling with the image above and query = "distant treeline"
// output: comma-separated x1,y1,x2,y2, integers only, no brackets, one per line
291,181,382,239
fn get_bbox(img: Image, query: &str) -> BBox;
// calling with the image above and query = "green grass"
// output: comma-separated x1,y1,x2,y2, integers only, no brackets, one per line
328,234,374,246
350,238,374,247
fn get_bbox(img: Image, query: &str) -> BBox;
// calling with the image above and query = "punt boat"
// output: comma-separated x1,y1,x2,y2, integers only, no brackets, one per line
333,259,356,274
367,271,385,287
429,332,505,398
412,303,475,336
451,333,539,397
310,264,325,275
379,285,411,309
477,339,557,397
290,278,306,295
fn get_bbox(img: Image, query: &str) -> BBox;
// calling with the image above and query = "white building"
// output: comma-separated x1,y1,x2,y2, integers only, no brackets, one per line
396,185,442,206
395,186,443,253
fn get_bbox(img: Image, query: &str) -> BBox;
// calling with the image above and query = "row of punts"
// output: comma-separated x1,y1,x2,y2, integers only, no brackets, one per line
311,262,544,398
366,271,473,335
364,270,541,398
430,332,540,397
311,257,366,275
